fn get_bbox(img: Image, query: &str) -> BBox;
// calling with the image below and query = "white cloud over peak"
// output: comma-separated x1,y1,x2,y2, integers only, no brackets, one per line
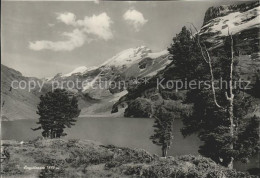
123,9,148,32
57,12,76,25
29,12,113,51
77,13,113,40
29,29,89,51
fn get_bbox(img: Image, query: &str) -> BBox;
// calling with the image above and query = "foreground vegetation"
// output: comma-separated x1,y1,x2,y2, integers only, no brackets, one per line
1,138,257,178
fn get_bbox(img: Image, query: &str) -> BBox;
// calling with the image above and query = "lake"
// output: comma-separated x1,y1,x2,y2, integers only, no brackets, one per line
1,117,259,171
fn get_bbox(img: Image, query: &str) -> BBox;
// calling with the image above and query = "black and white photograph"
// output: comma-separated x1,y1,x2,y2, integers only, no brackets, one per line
1,0,260,177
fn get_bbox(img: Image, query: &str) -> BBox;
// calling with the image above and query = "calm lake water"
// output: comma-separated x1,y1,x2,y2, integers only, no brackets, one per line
1,117,259,171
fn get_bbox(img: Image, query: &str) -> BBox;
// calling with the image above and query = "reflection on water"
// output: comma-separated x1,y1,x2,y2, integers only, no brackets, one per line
1,117,259,171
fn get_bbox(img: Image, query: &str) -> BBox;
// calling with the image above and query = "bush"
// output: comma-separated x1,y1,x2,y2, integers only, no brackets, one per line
104,161,122,170
124,165,143,175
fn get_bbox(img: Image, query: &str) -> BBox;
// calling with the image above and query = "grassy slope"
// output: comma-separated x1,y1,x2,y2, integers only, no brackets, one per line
1,65,40,121
1,139,255,178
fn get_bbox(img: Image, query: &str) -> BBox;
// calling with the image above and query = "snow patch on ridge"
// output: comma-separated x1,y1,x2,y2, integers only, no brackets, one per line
148,50,168,58
101,46,152,67
201,6,260,36
62,66,97,77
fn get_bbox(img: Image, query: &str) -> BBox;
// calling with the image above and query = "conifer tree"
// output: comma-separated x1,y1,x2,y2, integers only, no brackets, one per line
32,89,81,138
150,107,174,157
168,26,259,168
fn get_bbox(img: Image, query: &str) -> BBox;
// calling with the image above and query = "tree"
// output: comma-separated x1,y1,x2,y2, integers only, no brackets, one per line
168,26,259,168
200,33,236,169
196,31,258,168
167,26,207,81
236,115,260,162
124,97,153,118
32,89,81,138
150,107,174,157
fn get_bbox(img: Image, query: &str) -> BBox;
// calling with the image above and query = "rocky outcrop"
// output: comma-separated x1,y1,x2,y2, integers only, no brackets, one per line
203,1,259,25
199,1,260,93
200,1,260,53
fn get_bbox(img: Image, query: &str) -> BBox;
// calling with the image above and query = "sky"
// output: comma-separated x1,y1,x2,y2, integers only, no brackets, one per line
1,1,250,78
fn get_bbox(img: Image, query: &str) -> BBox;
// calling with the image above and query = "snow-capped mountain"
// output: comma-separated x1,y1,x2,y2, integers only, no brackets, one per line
49,46,169,81
77,46,170,115
101,46,152,67
62,66,98,77
1,46,170,120
60,45,170,97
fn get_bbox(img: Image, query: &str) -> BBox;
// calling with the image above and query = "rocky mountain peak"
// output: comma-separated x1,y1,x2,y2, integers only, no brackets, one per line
203,1,259,25
53,73,62,78
101,45,152,67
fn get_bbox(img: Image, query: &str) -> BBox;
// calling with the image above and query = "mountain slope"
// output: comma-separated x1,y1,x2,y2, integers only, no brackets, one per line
200,1,260,86
1,65,40,121
62,66,98,78
200,1,260,53
50,46,169,83
44,46,170,116
101,46,152,67
1,46,171,120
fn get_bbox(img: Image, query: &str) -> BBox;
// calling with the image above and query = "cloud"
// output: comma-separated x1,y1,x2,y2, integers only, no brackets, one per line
29,29,89,51
29,12,113,51
57,12,76,25
48,23,55,27
57,12,113,40
77,13,113,40
123,9,148,32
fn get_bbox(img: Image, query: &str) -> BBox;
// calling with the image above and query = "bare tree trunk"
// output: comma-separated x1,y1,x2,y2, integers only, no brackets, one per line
162,146,167,157
198,31,235,169
162,147,165,157
226,93,234,169
53,130,57,138
50,129,53,139
226,34,235,169
226,96,234,169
